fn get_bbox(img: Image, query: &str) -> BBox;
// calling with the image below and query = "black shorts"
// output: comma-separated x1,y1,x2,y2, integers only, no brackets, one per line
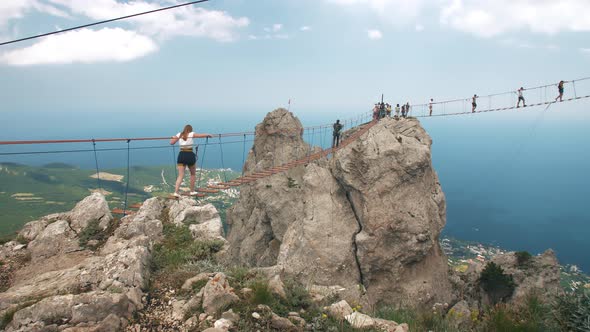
519,96,525,101
177,151,196,167
472,103,477,107
559,88,564,94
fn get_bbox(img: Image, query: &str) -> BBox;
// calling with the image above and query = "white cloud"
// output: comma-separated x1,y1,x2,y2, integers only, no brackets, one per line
415,24,424,32
0,0,249,66
580,48,590,54
367,29,382,40
300,26,311,31
441,0,590,37
0,27,157,65
42,0,249,42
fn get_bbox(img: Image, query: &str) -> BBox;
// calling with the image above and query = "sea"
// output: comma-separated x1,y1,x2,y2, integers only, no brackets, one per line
1,105,589,271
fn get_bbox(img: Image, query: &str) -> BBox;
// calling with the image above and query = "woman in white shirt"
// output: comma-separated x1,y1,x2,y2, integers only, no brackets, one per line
170,125,212,197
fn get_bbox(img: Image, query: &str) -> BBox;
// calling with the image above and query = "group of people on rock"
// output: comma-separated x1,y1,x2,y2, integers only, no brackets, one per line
372,102,412,120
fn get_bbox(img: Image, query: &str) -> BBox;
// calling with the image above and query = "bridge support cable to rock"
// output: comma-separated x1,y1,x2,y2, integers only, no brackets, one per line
123,139,131,217
91,139,101,192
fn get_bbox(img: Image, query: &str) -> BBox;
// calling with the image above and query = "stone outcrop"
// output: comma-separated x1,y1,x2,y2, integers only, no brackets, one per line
225,109,452,306
492,249,562,303
0,195,222,331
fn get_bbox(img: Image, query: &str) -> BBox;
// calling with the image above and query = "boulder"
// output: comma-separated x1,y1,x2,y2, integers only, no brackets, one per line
67,193,113,233
27,220,79,261
5,292,131,332
268,275,287,299
345,311,375,329
225,112,452,307
270,312,297,331
182,272,215,291
214,318,233,330
446,300,472,330
373,318,402,332
201,273,239,315
327,300,353,320
221,309,240,323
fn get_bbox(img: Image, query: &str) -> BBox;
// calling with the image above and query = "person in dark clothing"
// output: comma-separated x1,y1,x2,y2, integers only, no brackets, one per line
516,87,526,108
472,94,478,113
555,80,565,102
332,120,343,148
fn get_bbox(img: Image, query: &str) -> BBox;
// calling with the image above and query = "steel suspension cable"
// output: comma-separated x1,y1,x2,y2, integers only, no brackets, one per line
123,139,131,217
218,134,228,183
0,0,210,47
91,139,102,192
197,137,208,188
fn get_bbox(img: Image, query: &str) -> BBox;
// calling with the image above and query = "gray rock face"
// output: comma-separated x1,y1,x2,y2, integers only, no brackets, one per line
0,193,162,331
67,192,114,233
201,273,239,315
492,249,562,303
225,110,452,306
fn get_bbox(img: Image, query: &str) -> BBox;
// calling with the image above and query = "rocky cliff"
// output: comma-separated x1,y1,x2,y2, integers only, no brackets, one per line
225,109,453,307
0,194,224,331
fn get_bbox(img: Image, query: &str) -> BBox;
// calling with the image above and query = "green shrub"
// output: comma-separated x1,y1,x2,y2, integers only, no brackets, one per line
553,291,590,331
515,251,533,267
15,234,29,245
376,306,459,332
0,307,17,330
78,220,110,249
249,280,274,306
480,262,516,305
227,266,256,289
151,223,224,271
283,277,312,311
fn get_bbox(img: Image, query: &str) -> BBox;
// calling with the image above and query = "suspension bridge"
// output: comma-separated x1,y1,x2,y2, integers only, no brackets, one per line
1,77,589,216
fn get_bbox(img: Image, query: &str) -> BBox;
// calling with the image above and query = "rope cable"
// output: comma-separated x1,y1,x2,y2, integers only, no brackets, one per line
197,137,208,188
241,134,247,176
91,139,101,191
123,139,131,217
218,134,228,183
0,0,210,47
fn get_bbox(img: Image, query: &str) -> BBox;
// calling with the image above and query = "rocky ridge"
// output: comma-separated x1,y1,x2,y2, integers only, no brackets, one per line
225,108,452,307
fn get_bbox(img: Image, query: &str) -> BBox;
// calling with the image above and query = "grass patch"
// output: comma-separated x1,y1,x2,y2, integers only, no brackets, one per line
78,219,114,250
15,234,29,245
151,223,224,272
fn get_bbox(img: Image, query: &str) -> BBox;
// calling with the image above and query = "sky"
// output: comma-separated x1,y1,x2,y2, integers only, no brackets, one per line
0,0,589,126
1,0,590,269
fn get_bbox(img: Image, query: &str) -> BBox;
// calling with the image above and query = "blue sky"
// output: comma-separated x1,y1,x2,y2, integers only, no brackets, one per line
0,0,589,128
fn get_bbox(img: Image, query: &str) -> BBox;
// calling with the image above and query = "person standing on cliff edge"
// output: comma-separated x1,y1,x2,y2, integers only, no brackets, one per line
332,120,343,148
170,125,212,198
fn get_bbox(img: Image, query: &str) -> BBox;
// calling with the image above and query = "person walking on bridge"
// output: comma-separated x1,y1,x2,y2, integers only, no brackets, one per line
170,125,212,198
472,94,478,113
332,120,343,148
555,80,565,102
516,87,526,108
429,99,434,116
